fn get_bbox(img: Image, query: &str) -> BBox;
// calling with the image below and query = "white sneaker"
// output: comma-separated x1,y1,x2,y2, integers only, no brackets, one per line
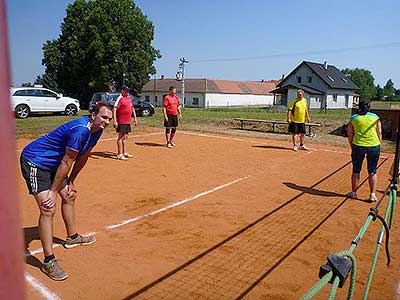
117,154,128,160
369,193,378,202
300,144,309,150
124,153,133,158
169,141,176,147
166,143,173,148
292,145,298,151
347,191,357,199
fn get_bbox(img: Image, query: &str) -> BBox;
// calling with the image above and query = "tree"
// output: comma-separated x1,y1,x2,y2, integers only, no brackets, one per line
383,79,396,100
341,68,377,101
21,82,33,87
34,74,59,91
375,84,384,101
41,0,161,106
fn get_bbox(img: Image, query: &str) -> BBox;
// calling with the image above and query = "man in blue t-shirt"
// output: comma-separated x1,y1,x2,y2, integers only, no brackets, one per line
20,104,112,281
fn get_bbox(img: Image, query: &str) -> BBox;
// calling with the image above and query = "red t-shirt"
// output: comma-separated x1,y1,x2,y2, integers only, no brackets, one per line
114,95,133,124
163,94,181,115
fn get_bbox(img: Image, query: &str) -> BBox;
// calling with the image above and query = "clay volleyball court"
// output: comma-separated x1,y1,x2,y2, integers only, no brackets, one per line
17,128,400,300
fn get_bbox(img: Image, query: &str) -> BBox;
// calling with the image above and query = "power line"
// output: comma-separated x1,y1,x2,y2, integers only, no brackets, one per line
190,42,400,63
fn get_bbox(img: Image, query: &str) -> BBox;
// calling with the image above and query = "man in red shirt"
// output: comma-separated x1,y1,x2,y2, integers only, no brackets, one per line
113,85,137,160
163,86,182,148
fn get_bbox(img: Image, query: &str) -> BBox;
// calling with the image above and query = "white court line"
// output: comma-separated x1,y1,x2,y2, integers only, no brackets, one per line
397,281,400,300
25,272,61,300
107,176,249,229
27,178,248,255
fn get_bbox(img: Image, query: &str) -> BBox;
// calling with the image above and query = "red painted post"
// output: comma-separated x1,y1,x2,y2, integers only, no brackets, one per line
0,0,26,299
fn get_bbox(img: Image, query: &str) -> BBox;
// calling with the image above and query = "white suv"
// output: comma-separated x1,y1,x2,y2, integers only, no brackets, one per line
10,87,80,119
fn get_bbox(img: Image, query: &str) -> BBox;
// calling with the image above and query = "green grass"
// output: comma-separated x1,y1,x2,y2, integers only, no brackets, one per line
15,108,352,139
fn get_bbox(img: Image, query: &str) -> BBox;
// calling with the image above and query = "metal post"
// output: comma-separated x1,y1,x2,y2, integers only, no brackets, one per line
176,57,188,107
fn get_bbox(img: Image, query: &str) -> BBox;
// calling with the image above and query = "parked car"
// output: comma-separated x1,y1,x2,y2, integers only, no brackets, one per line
10,87,80,119
88,92,155,117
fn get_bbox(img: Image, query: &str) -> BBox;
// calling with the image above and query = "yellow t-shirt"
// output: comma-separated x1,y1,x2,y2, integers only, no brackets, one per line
288,98,308,123
349,112,380,147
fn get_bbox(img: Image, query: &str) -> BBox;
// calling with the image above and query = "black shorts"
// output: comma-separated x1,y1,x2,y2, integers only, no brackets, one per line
288,122,306,134
164,115,179,128
20,155,56,194
116,124,131,133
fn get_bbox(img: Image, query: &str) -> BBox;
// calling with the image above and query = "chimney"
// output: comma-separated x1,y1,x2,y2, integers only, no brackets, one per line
281,74,285,80
324,61,327,70
261,79,264,83
160,75,164,80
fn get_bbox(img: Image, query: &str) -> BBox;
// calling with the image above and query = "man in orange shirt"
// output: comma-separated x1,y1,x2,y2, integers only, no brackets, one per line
163,86,182,148
113,85,137,160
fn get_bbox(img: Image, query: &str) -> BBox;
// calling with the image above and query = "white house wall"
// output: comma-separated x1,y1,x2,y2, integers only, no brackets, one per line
326,89,353,109
205,93,274,107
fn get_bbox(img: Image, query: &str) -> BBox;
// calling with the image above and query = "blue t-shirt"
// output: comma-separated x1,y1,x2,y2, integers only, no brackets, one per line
22,116,103,170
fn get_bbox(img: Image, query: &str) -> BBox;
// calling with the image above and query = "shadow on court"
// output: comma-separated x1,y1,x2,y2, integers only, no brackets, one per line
283,182,346,197
252,145,292,151
121,158,388,300
24,226,64,269
90,151,116,160
135,142,165,147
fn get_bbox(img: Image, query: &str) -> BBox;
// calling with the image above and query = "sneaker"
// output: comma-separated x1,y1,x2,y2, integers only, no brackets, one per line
41,259,68,281
300,144,309,150
347,191,357,199
124,153,133,158
117,154,128,160
169,141,176,147
292,145,298,151
167,142,173,148
369,193,378,202
64,234,96,249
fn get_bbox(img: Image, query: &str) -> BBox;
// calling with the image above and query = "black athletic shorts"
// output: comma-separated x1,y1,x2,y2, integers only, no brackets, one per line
288,122,306,134
116,124,131,133
164,115,179,128
20,155,56,194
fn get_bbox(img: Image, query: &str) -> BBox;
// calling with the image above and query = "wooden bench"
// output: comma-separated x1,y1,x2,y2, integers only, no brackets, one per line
233,118,321,136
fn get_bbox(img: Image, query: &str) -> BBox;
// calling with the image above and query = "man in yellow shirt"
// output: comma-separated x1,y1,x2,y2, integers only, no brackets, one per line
347,101,382,201
287,89,310,151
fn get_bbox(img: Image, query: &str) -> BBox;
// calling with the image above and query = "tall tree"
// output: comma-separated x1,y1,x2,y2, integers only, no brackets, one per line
41,0,161,106
21,82,33,87
375,84,383,101
383,79,396,100
341,68,377,101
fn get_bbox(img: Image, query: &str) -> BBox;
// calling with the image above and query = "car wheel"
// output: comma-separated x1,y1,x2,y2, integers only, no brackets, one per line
65,104,78,116
141,108,151,117
15,104,30,119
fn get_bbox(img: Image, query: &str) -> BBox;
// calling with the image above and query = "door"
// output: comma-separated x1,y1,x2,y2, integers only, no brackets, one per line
40,89,61,112
13,89,45,112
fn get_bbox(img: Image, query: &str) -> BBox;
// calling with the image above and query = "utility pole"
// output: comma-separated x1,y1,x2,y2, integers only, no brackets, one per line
176,57,188,107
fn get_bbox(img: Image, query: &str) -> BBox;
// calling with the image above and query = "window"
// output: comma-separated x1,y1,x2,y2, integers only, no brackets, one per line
333,94,338,102
345,94,349,107
145,95,150,102
297,76,302,83
307,76,313,84
327,75,335,82
40,89,57,97
13,89,41,97
192,97,199,106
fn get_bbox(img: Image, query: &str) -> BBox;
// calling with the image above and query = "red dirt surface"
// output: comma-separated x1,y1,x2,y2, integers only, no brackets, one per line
18,127,400,300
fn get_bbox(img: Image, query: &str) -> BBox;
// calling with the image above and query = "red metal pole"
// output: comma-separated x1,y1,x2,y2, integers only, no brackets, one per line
0,0,25,299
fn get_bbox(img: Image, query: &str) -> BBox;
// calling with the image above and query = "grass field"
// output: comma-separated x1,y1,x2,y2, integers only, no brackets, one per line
14,107,397,152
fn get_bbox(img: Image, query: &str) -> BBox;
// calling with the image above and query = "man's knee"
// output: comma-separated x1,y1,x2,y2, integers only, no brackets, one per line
165,128,171,134
171,128,176,134
39,203,56,217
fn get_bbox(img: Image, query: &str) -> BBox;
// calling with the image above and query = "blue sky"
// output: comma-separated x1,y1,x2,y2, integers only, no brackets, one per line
7,0,400,87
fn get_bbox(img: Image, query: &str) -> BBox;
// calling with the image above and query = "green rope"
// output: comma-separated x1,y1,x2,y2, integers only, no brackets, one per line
389,184,397,229
335,251,357,300
363,186,395,299
328,277,340,300
300,272,333,300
